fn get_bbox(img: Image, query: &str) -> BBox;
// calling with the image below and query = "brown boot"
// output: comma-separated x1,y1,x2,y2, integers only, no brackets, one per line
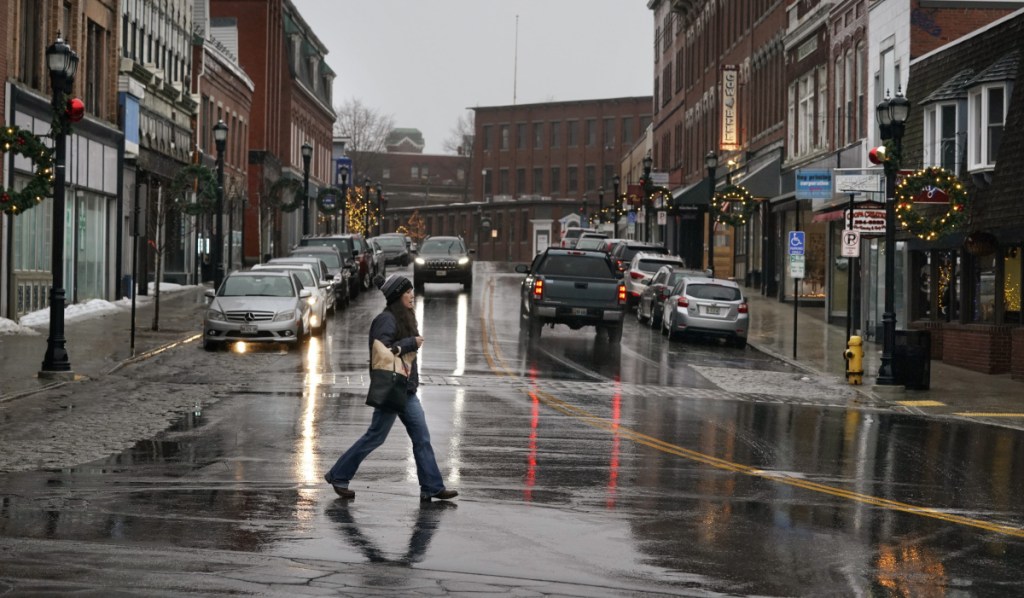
332,486,355,499
421,489,458,502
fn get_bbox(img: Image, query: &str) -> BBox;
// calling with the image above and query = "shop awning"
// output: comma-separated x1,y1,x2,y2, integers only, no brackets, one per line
672,177,711,206
735,157,781,199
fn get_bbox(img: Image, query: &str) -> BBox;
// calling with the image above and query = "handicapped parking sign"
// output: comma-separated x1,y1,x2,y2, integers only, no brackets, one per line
788,231,805,255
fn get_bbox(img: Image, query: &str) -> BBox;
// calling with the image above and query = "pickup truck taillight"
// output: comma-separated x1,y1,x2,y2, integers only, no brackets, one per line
677,296,690,308
738,302,748,313
617,284,627,304
533,279,544,299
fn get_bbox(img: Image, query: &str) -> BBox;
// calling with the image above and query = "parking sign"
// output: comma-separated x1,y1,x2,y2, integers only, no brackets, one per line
841,230,860,258
788,231,805,255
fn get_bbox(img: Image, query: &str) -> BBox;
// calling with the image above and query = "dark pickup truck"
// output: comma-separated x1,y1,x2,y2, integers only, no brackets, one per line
514,248,627,341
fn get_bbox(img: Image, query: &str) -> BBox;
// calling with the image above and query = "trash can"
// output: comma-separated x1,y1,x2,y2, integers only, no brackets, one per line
894,329,931,390
121,274,134,299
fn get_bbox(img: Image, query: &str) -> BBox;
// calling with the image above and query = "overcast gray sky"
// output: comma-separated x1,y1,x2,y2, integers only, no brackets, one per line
292,0,654,154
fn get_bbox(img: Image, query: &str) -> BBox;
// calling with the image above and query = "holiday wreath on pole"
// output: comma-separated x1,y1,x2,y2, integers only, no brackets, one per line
711,184,755,227
316,186,345,215
168,164,218,215
894,166,968,241
0,126,54,215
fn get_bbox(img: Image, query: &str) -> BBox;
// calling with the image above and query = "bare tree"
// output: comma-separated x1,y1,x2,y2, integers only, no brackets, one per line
335,98,395,181
442,110,475,157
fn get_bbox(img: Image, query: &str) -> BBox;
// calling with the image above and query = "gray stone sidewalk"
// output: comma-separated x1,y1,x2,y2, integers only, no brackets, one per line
0,287,208,402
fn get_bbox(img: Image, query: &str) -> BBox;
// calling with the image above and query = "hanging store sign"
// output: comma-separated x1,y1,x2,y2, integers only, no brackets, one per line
850,208,887,235
720,65,739,151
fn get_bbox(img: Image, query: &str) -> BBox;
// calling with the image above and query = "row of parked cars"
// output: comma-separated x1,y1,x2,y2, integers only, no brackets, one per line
522,230,749,348
201,232,476,351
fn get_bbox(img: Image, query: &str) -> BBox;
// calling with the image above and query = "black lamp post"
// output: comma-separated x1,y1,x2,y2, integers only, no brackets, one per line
301,141,312,237
597,186,605,225
642,154,654,242
582,197,588,228
212,120,228,290
375,182,383,235
363,177,371,234
338,165,349,234
705,151,718,277
875,88,910,386
612,175,621,232
40,33,79,377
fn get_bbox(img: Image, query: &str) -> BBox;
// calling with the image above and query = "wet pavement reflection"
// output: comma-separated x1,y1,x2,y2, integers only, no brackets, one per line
1,265,1023,595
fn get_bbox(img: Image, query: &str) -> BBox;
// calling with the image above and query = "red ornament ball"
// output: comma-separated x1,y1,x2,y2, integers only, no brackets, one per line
67,98,85,123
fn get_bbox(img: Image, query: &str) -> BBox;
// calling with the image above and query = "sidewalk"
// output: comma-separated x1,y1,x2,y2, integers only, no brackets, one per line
0,287,208,402
744,291,1024,427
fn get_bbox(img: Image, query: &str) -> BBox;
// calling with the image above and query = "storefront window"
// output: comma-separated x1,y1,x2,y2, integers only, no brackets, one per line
74,192,109,301
1006,247,1021,324
864,238,907,341
973,253,997,323
829,220,851,319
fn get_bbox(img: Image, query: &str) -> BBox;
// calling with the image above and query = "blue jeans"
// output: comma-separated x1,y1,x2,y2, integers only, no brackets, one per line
325,394,446,496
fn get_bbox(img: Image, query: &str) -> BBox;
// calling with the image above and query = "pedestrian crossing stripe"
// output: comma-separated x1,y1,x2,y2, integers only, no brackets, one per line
897,400,946,407
954,412,1024,418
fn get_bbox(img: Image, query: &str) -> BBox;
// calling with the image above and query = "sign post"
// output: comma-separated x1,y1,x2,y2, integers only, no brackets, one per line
788,230,805,358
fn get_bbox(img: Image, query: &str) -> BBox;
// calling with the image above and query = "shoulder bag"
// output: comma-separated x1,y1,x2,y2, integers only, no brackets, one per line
366,339,413,412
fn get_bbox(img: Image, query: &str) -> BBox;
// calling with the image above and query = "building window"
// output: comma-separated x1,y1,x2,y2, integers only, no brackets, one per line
516,123,526,150
968,84,1009,170
550,167,561,195
482,125,492,151
567,166,578,193
411,166,419,179
500,125,510,150
567,121,579,147
457,168,465,181
586,119,596,146
533,123,543,149
622,117,634,145
499,169,510,194
85,20,108,118
584,165,596,192
550,122,561,148
603,118,615,147
516,168,526,196
383,168,391,179
532,167,543,194
923,103,961,174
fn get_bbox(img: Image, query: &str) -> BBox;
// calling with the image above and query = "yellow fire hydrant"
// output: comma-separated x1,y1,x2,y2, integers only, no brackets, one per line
844,336,864,385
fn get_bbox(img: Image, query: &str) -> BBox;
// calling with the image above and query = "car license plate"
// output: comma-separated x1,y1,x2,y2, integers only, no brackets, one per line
240,324,258,334
436,270,447,276
572,307,587,316
704,306,721,315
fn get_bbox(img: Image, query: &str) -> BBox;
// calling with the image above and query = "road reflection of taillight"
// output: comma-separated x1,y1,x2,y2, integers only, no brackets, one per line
533,279,544,299
618,284,627,304
738,303,748,313
677,296,689,308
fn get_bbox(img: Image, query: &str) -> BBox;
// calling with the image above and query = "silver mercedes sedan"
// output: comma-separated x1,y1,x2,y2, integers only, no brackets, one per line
202,271,311,351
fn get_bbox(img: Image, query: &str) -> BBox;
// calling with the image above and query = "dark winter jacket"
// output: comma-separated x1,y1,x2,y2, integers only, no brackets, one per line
368,310,419,394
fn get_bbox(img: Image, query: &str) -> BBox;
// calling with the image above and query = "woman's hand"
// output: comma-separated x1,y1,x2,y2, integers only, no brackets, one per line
415,336,424,348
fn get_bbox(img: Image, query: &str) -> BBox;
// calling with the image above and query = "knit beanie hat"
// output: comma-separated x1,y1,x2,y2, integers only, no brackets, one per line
376,274,413,304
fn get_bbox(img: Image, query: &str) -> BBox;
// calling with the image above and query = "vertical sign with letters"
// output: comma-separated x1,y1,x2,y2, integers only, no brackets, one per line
720,65,739,151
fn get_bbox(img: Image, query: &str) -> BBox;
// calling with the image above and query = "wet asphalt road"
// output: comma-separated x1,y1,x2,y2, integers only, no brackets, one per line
1,264,1024,596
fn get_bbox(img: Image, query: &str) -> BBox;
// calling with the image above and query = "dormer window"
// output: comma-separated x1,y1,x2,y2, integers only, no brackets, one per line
923,103,961,174
968,84,1008,170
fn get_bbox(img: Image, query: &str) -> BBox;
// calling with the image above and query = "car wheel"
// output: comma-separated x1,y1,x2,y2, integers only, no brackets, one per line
650,309,661,329
607,323,623,343
732,337,747,349
202,336,219,351
528,315,542,338
362,273,372,290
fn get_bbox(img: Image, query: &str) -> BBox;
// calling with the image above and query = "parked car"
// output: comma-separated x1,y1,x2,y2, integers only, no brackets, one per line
202,270,311,351
413,236,473,291
371,233,412,266
299,235,360,298
637,265,711,327
289,245,349,308
623,252,686,308
366,237,387,280
559,227,598,249
299,234,380,294
252,263,329,334
266,256,336,314
609,240,668,273
575,237,609,251
661,277,749,348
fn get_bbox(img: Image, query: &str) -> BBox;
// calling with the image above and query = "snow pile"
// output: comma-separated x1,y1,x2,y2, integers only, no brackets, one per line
19,298,122,327
0,318,41,336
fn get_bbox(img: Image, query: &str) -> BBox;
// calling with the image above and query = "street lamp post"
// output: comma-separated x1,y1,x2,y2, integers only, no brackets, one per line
582,197,588,228
597,186,605,227
642,154,654,243
375,182,383,235
363,177,371,235
301,142,312,237
40,34,79,377
338,165,349,234
612,175,621,234
212,120,228,290
705,151,718,277
875,88,911,386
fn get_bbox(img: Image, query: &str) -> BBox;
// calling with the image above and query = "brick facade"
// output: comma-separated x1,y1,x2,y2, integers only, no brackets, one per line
1013,328,1024,381
941,324,1014,374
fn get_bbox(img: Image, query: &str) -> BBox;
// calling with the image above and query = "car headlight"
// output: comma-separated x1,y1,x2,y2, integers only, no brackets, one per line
206,309,226,322
273,310,295,322
414,257,426,265
457,256,470,265
307,295,317,306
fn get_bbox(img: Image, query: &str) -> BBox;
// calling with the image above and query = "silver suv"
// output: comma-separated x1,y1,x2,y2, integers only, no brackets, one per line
624,252,685,308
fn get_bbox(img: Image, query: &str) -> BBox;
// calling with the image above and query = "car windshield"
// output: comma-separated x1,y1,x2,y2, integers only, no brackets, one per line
293,252,340,268
375,237,406,248
420,238,463,254
576,238,606,251
637,258,682,272
304,238,353,256
260,268,314,287
220,276,295,297
686,284,741,301
539,255,614,278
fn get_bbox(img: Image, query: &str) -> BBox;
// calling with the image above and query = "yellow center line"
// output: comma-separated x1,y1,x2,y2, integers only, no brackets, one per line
955,413,1024,418
477,279,1024,539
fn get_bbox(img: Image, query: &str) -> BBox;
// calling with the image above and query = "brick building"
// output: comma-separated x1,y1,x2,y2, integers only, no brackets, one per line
211,0,335,262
